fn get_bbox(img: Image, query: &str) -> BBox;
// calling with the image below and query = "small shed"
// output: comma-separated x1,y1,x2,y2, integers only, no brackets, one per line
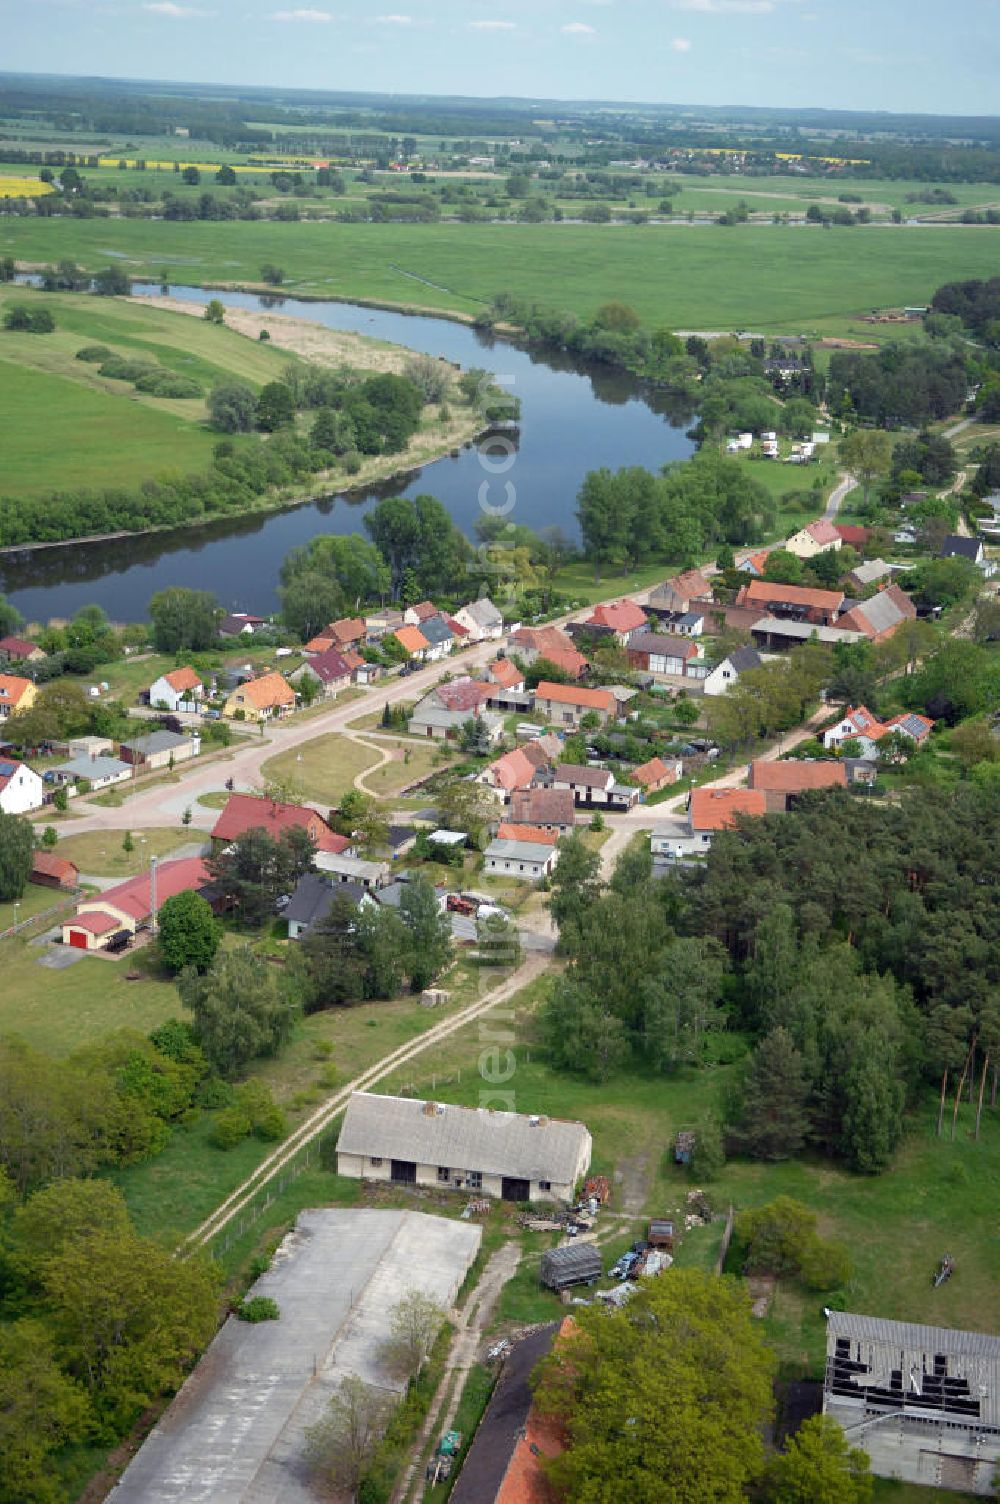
648,1219,675,1250
540,1243,602,1292
421,988,450,1009
674,1131,696,1165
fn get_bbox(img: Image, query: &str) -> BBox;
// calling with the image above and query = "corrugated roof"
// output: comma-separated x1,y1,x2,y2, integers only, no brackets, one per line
486,838,558,863
629,630,698,659
551,763,613,789
827,1310,1000,1361
338,1092,590,1182
78,857,212,925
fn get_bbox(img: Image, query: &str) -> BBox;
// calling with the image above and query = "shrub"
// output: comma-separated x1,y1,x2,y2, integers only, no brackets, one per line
208,1104,252,1149
134,370,202,398
237,1296,280,1322
76,343,112,362
98,355,159,383
4,304,55,332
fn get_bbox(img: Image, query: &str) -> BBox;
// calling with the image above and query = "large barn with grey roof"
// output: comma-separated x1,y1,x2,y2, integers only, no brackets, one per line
336,1092,591,1204
823,1311,1000,1495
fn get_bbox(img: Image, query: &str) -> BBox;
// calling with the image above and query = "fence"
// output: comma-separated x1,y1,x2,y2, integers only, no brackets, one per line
202,1116,344,1262
715,1204,735,1276
0,894,77,941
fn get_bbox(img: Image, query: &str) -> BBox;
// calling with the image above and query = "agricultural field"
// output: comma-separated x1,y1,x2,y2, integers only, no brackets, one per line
2,217,1000,331
0,172,53,197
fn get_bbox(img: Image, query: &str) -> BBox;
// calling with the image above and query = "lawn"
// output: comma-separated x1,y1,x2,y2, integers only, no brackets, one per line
365,985,1000,1376
0,880,74,934
0,938,179,1054
261,730,445,806
3,218,1000,331
53,826,199,877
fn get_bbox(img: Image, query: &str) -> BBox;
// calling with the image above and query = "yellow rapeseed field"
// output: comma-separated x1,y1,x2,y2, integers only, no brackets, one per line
0,176,54,198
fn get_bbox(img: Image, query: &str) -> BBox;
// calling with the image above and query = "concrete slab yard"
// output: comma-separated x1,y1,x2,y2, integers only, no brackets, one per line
108,1208,481,1504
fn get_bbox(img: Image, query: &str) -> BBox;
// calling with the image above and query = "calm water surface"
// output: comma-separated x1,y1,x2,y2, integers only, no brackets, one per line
1,287,696,620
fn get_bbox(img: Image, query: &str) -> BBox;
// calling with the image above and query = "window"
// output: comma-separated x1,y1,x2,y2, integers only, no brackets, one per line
467,1171,483,1190
538,1180,551,1192
437,1166,451,1183
370,1156,383,1167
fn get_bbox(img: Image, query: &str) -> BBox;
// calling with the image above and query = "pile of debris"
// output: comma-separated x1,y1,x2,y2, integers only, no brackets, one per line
684,1189,713,1231
461,1198,492,1219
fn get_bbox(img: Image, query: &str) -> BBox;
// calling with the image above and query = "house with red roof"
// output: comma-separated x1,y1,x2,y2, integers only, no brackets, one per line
62,857,214,951
735,580,844,625
0,635,45,665
148,666,204,713
480,737,560,797
748,757,847,812
409,679,504,742
630,755,682,794
837,583,916,644
823,705,933,759
583,599,650,644
648,569,713,618
508,787,575,831
534,682,615,729
785,517,843,558
31,850,79,890
652,787,766,861
211,793,352,855
834,523,871,550
392,624,432,661
289,646,354,700
508,627,588,680
487,657,525,693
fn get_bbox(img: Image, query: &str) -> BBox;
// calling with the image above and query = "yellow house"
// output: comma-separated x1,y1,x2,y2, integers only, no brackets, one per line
0,674,37,722
784,518,843,559
223,671,295,722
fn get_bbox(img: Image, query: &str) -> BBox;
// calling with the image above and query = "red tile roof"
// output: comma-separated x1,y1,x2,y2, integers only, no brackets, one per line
32,850,79,882
736,580,844,612
535,682,614,713
393,625,430,655
227,672,294,709
163,666,202,693
435,680,493,713
0,636,42,658
69,911,119,936
631,756,678,788
689,787,767,831
805,518,841,546
304,647,353,684
211,794,349,853
329,616,365,645
834,524,870,547
749,759,847,793
488,657,524,690
0,674,33,709
444,614,470,638
488,747,540,792
410,601,439,622
536,647,589,679
81,857,213,924
303,633,336,654
496,823,559,846
509,788,575,825
588,599,649,633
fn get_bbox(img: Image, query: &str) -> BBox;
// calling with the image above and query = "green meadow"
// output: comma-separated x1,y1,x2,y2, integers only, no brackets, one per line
0,286,298,493
2,218,1000,330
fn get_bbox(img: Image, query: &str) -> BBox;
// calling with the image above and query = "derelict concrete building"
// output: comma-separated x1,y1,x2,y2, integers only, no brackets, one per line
823,1310,1000,1495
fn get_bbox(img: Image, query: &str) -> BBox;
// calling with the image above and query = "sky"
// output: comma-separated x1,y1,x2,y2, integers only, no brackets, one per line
6,0,1000,116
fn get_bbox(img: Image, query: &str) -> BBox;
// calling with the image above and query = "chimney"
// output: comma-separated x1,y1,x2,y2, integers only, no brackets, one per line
149,855,158,935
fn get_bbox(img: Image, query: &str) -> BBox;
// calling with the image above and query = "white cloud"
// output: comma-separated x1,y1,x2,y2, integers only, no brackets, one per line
561,20,596,33
375,12,412,21
269,6,333,17
468,18,516,28
143,2,207,14
671,35,692,49
671,0,775,12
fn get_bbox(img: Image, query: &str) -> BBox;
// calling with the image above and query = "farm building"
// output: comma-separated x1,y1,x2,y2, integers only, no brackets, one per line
450,1323,565,1504
61,857,214,952
823,1311,1000,1496
30,850,79,890
483,825,560,881
119,730,200,771
336,1092,591,1203
748,758,847,812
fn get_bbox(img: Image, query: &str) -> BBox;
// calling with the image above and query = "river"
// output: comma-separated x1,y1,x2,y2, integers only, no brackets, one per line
0,286,696,621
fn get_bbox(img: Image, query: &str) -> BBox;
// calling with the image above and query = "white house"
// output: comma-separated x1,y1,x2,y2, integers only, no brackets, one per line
337,1091,592,1203
147,666,204,713
0,756,43,815
483,824,560,882
784,518,843,558
702,646,764,697
49,753,133,791
453,597,504,642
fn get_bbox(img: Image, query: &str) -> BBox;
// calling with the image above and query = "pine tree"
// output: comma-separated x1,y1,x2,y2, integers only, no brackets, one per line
732,1027,810,1161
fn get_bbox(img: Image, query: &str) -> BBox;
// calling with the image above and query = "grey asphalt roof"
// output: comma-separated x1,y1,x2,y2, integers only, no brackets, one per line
284,873,366,928
629,630,695,656
851,590,908,636
551,763,613,788
485,838,555,863
338,1092,590,1182
123,730,194,756
419,614,455,646
52,753,131,780
462,597,503,629
849,558,891,585
724,646,764,673
751,616,866,645
941,534,981,560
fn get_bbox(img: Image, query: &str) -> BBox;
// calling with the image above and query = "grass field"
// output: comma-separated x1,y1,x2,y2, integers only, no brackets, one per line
0,938,178,1054
261,730,445,805
53,826,199,877
2,219,1000,331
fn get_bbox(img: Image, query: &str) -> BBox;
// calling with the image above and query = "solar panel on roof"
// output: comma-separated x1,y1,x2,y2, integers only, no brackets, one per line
0,760,17,776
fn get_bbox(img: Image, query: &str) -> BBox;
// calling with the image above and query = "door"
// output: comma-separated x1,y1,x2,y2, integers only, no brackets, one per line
502,1176,531,1203
68,929,88,949
390,1159,416,1184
